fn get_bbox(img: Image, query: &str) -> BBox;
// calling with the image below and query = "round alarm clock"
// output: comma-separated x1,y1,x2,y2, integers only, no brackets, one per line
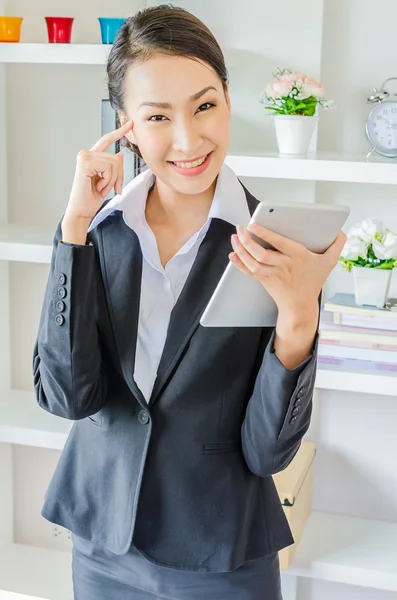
366,77,397,158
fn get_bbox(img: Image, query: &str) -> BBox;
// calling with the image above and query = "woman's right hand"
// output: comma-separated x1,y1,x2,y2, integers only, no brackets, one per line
65,120,134,222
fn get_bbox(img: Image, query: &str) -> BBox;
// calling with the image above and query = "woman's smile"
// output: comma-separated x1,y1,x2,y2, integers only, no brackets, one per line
168,151,213,176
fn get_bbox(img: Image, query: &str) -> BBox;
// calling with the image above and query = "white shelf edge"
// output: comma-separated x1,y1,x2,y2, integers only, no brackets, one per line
225,152,397,184
0,223,53,264
0,390,72,450
0,43,111,65
315,367,397,396
288,511,397,592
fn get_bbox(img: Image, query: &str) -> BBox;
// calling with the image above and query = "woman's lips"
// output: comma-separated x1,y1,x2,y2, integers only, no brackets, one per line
168,151,213,177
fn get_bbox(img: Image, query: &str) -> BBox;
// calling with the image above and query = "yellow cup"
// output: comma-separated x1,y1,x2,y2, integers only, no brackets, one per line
0,17,23,42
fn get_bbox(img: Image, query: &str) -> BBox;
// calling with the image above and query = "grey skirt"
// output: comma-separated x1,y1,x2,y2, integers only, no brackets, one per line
72,533,283,600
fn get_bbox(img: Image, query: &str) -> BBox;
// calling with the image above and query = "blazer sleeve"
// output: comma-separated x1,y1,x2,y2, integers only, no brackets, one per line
32,218,107,421
241,294,321,478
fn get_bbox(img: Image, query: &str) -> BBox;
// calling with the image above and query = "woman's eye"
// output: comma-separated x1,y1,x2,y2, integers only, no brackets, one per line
196,102,215,113
148,115,167,122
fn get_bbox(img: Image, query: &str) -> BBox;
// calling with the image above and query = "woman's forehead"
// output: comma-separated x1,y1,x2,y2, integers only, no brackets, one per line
124,55,221,107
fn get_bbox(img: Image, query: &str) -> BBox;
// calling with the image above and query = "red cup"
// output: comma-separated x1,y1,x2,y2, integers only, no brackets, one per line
45,17,74,43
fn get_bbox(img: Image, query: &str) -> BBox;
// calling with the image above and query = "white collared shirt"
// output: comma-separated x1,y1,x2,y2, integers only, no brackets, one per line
88,163,251,402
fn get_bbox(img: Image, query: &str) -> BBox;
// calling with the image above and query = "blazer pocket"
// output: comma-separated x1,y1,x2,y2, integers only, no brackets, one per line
87,412,103,427
203,441,241,455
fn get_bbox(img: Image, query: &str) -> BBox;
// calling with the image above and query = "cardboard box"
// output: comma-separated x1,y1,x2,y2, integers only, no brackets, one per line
272,440,316,569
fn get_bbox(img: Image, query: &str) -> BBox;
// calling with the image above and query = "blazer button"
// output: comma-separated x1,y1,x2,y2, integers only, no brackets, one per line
58,273,67,285
56,300,65,312
138,409,150,425
296,388,304,399
290,416,298,424
55,314,65,326
58,287,67,299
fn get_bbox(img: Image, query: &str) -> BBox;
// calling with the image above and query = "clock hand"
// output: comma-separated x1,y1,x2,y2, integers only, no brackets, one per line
380,116,393,126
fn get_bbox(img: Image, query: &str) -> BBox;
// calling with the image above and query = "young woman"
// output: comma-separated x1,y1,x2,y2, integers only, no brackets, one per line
33,5,345,599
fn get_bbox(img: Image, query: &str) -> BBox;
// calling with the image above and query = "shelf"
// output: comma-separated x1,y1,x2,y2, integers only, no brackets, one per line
0,390,71,450
315,366,397,396
0,43,110,65
0,512,396,598
0,366,395,451
0,542,72,600
289,511,397,592
0,223,53,263
225,150,397,184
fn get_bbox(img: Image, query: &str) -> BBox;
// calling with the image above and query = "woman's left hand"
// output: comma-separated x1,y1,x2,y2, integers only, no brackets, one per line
229,223,347,330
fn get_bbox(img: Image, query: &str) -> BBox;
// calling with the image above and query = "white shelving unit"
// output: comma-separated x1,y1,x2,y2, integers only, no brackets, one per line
0,42,110,64
1,3,396,600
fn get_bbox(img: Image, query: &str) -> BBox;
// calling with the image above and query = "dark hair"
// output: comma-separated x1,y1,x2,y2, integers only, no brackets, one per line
106,4,229,157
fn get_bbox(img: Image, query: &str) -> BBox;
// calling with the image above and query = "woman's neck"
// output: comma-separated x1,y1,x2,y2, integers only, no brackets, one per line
145,177,217,229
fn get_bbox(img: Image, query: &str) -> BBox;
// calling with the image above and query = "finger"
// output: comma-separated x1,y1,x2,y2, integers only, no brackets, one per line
101,167,119,198
90,120,134,153
231,234,276,276
324,231,347,261
114,152,124,195
229,252,253,277
96,165,113,194
247,222,299,257
236,226,285,267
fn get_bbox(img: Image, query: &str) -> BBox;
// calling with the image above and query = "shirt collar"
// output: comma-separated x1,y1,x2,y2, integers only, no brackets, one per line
88,162,251,233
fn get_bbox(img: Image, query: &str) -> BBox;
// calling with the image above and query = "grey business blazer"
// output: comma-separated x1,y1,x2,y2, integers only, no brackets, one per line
32,182,320,573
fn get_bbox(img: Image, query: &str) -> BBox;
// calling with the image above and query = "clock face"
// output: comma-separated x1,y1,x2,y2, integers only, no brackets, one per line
366,101,397,157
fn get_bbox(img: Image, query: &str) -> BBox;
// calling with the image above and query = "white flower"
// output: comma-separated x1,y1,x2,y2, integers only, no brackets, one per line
372,230,397,260
340,236,369,261
348,218,384,244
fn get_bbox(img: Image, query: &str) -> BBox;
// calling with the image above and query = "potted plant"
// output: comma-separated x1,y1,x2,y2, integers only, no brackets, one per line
339,218,397,308
259,68,335,155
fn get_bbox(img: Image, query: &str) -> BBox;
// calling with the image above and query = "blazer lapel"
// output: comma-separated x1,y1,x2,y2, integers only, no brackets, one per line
98,215,147,406
148,218,236,407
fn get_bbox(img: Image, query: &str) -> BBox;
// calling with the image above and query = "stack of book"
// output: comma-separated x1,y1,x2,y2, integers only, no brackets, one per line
318,292,397,374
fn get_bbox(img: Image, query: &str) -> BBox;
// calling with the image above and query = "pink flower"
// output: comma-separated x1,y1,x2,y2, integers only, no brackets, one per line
304,77,325,98
265,80,293,98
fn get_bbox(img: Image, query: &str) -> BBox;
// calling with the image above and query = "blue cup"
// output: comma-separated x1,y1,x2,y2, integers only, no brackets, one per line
98,17,126,44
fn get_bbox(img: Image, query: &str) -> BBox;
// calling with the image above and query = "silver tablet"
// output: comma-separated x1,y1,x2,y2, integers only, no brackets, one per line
200,201,350,327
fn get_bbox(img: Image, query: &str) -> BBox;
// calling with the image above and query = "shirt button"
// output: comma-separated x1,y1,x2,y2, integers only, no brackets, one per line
58,287,67,299
138,410,150,425
56,300,65,312
55,314,65,326
58,273,67,285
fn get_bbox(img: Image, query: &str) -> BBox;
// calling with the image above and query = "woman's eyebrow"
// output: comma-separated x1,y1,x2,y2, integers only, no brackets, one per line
138,85,218,109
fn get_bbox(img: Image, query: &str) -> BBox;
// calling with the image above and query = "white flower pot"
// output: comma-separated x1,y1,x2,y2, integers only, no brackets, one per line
352,266,393,308
273,114,318,155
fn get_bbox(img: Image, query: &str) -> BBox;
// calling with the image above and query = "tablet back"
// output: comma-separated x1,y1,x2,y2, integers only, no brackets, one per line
200,201,350,327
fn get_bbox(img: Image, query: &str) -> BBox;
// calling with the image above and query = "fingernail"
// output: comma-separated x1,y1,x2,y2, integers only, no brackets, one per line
236,224,245,237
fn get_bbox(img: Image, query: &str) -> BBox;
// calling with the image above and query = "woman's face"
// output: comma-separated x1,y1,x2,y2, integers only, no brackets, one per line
121,54,231,196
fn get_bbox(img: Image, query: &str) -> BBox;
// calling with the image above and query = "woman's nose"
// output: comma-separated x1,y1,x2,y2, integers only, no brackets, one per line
172,119,202,156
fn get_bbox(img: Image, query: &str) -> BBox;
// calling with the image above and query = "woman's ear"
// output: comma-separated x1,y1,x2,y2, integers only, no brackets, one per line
224,84,231,114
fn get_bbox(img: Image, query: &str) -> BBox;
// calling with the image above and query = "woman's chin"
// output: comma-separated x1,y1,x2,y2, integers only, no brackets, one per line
165,154,222,195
